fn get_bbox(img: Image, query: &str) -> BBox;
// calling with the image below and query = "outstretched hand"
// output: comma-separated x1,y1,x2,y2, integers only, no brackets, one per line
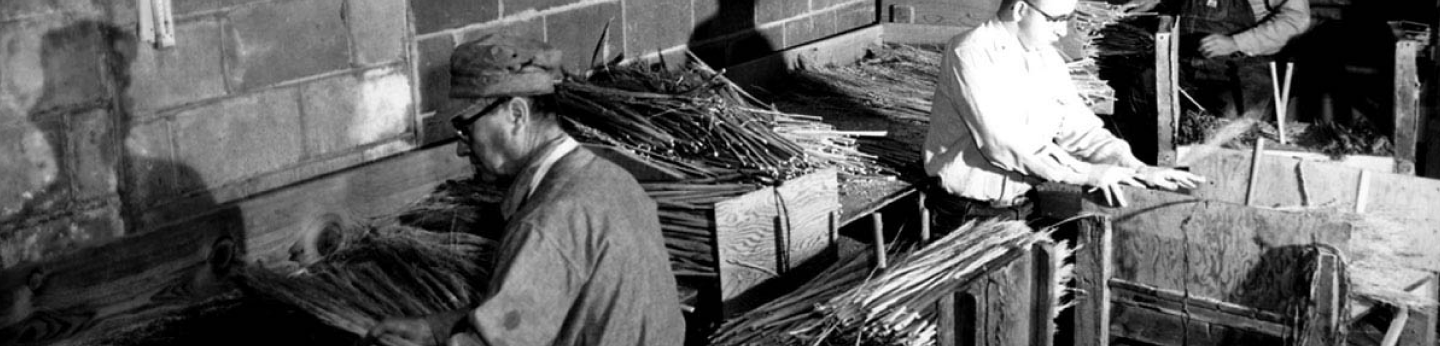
366,317,436,346
1135,166,1207,191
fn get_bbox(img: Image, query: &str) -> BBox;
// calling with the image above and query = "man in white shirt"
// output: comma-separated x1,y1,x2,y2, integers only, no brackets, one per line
923,0,1206,231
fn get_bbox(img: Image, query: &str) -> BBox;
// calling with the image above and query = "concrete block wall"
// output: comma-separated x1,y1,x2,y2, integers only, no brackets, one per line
0,0,417,270
413,0,879,145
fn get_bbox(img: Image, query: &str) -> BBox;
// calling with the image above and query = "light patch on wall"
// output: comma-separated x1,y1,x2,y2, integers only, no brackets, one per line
0,20,47,120
350,68,411,144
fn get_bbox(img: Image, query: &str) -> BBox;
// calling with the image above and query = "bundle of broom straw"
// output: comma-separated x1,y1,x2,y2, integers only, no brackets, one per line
242,223,495,338
556,57,886,182
710,220,1073,346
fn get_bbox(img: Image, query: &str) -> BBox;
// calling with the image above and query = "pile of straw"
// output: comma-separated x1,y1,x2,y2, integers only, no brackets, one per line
710,220,1073,346
242,224,494,337
770,43,941,124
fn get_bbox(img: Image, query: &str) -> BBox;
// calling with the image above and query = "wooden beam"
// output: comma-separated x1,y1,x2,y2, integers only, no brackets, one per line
1155,16,1179,166
1393,39,1422,175
1072,216,1112,346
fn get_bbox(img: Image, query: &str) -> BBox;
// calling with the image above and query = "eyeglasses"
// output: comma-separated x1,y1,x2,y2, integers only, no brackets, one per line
451,97,511,142
1022,0,1074,23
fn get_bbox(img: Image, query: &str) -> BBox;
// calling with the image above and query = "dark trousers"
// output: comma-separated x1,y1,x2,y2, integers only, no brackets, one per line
922,182,1034,237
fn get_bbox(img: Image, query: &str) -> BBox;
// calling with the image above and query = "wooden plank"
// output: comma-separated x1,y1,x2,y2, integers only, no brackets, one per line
1301,252,1342,345
983,248,1032,346
1189,148,1440,273
1110,297,1283,345
1393,39,1422,175
714,169,839,315
1035,183,1352,305
1110,279,1290,338
1155,16,1179,166
1031,242,1058,346
1072,216,1111,346
725,25,882,91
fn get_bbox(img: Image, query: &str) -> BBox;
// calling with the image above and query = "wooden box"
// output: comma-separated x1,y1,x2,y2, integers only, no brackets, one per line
713,169,841,316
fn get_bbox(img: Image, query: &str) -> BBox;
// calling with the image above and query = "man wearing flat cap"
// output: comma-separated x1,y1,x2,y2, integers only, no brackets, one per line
367,34,685,346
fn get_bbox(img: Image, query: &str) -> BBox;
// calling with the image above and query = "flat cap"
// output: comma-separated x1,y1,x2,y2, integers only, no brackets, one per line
449,34,563,98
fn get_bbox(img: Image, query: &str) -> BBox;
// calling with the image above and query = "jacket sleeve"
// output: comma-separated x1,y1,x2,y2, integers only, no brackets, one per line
468,221,582,346
1234,0,1311,56
943,47,1119,186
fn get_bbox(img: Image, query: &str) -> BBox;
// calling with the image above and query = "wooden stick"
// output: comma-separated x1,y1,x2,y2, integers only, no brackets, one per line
1355,169,1371,214
1246,138,1266,206
1381,306,1409,346
1279,62,1295,144
1269,62,1283,142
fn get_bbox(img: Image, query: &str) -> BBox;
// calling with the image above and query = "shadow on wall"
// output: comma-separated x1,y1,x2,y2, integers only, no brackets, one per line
0,20,244,345
689,0,775,69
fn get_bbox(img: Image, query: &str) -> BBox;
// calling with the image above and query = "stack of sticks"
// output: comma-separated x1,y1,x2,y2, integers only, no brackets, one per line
556,59,886,182
770,43,941,124
641,176,760,277
242,223,494,337
710,220,1071,346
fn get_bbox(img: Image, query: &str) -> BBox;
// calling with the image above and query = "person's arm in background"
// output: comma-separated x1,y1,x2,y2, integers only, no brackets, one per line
1233,0,1311,56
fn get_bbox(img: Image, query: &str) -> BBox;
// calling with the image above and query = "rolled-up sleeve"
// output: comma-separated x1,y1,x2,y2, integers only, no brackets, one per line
1234,0,1311,56
468,223,581,346
947,48,1115,185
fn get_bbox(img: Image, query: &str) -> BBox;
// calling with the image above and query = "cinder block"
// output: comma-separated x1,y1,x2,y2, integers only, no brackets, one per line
814,9,839,39
173,0,221,16
68,108,119,201
348,0,408,65
412,0,498,35
692,0,753,42
756,0,808,24
0,123,65,221
171,88,303,191
127,17,226,114
783,16,820,47
836,1,877,33
223,0,349,91
416,34,455,114
299,67,413,157
0,19,108,116
0,0,103,23
730,26,783,64
624,0,691,57
120,119,179,212
502,0,577,16
459,16,544,44
545,2,624,73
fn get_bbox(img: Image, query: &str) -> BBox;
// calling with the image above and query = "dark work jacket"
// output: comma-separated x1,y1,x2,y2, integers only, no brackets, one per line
469,147,685,346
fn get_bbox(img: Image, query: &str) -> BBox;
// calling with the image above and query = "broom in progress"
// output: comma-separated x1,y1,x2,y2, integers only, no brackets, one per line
710,220,1074,346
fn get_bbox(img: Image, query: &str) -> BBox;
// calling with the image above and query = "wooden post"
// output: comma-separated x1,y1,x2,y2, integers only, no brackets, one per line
1155,16,1180,166
1073,216,1112,346
1032,242,1058,346
872,213,887,269
1394,38,1422,175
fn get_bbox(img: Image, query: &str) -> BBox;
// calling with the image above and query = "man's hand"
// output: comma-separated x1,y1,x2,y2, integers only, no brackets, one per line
1135,166,1207,190
1199,34,1240,58
367,317,438,346
1122,0,1162,13
365,310,471,346
1086,165,1142,207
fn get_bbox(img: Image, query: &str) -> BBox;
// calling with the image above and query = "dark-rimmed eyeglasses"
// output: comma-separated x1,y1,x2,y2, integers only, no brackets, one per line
1022,0,1074,23
451,97,511,142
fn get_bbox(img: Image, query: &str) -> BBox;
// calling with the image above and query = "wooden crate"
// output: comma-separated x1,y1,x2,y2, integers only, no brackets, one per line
713,168,841,316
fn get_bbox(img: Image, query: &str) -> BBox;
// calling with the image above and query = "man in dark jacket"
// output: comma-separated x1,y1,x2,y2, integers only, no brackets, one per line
366,34,685,346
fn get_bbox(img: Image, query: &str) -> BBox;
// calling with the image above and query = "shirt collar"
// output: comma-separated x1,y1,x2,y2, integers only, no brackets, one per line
500,136,580,219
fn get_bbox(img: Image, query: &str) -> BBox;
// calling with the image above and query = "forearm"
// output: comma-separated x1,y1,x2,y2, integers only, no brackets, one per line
1233,0,1311,56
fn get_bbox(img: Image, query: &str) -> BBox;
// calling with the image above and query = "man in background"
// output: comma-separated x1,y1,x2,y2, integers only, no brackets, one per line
923,0,1207,231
